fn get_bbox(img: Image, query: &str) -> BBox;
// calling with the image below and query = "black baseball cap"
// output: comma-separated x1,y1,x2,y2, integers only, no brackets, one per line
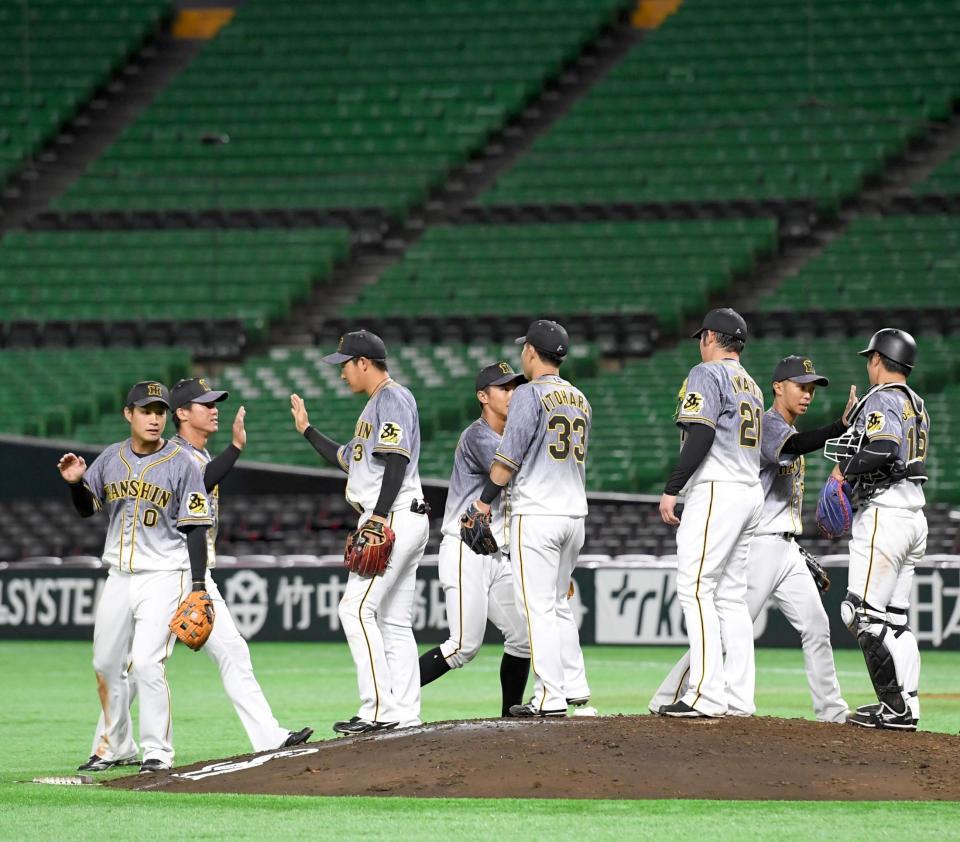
691,307,748,341
321,330,387,365
772,355,829,386
170,377,229,411
126,381,170,408
515,319,569,357
476,361,525,391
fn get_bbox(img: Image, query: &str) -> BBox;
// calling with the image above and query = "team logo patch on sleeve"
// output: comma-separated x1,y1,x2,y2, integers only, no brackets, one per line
680,392,704,415
866,411,886,435
378,421,403,446
188,492,209,516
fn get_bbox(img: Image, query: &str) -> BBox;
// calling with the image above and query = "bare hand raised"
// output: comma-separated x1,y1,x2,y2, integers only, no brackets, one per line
841,385,858,426
232,406,247,450
290,394,310,435
57,453,87,484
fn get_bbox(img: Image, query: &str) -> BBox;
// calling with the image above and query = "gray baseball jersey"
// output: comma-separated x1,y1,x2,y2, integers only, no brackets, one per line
173,434,220,568
758,407,804,536
82,438,212,572
441,418,508,545
675,359,764,489
851,383,929,510
336,379,424,514
494,375,590,517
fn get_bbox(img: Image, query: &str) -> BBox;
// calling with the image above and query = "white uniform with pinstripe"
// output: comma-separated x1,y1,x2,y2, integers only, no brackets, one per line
335,379,429,726
650,406,847,722
494,375,591,713
668,360,764,717
89,435,292,754
846,383,929,721
438,419,528,669
81,438,211,766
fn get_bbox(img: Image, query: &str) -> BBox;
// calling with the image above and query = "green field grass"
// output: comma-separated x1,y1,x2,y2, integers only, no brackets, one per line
1,641,958,840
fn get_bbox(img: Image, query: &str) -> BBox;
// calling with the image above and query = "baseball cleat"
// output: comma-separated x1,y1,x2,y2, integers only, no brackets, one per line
138,759,171,774
566,696,591,707
658,701,716,718
508,703,566,718
854,702,881,715
848,706,918,731
281,727,314,747
77,755,138,773
332,717,399,735
570,705,599,717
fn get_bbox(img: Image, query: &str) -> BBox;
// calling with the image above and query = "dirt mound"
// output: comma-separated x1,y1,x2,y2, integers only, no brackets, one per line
108,716,960,801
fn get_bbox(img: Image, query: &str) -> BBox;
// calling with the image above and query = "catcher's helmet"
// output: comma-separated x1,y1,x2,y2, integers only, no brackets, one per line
858,328,916,371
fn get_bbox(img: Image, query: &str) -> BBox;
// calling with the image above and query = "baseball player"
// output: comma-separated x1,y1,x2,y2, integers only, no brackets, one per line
291,330,430,734
826,329,929,731
419,362,531,716
656,308,764,718
650,355,855,723
464,320,592,717
82,378,313,761
60,382,212,774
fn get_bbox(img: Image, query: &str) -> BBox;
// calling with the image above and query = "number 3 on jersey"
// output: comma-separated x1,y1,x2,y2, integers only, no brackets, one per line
738,401,761,448
547,414,587,462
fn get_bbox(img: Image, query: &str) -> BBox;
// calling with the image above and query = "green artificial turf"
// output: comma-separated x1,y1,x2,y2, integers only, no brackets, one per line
1,641,958,841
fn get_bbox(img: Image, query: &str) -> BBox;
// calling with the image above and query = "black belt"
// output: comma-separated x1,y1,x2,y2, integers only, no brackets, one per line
778,533,796,542
411,499,431,515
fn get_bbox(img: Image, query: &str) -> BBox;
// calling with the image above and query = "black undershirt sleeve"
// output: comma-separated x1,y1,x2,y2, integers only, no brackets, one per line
204,444,241,491
183,525,209,587
664,424,716,496
843,438,898,476
480,477,504,505
304,425,345,470
781,419,847,456
68,481,97,517
373,452,409,518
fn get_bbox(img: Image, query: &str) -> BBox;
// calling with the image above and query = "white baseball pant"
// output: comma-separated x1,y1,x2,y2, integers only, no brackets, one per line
673,480,763,717
90,567,185,766
510,514,589,712
89,573,290,756
437,534,528,668
650,533,848,722
338,508,429,726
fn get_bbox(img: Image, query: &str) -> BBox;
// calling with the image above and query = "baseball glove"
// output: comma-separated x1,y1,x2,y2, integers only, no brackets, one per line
815,474,854,539
459,503,498,555
797,544,830,594
344,520,395,577
169,590,215,651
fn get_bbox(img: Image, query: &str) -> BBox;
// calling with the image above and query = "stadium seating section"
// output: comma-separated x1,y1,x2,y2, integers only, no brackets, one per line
914,148,960,195
478,0,960,210
54,0,631,215
343,219,777,332
2,491,957,564
759,216,960,312
0,228,350,336
0,347,189,438
0,0,169,185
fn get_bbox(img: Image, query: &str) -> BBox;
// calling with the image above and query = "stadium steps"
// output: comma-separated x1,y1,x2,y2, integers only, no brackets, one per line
0,2,196,233
261,6,641,344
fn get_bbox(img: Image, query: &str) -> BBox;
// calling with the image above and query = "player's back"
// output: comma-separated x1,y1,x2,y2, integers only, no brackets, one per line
855,383,929,510
678,359,764,488
497,374,590,517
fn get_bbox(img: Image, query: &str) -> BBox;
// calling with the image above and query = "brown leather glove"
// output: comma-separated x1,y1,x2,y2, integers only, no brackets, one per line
169,589,215,651
344,520,395,577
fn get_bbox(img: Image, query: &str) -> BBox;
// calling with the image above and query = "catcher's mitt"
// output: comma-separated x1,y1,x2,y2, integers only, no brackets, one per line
797,544,830,594
344,520,395,577
815,474,854,539
459,503,498,555
169,589,215,651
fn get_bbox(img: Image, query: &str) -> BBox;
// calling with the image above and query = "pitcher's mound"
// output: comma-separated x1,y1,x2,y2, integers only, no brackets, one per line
107,715,960,801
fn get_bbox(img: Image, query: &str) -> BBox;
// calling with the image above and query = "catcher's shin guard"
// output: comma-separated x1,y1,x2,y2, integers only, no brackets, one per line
855,605,914,717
